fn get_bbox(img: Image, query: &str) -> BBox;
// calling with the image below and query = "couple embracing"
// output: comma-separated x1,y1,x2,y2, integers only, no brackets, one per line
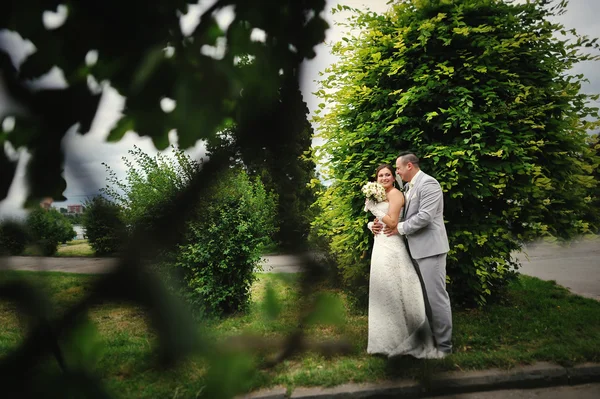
363,152,452,359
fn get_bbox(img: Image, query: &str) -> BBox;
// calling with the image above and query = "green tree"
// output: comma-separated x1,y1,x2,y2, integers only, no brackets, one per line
312,0,600,306
83,196,127,256
102,146,278,315
64,213,83,224
102,145,199,234
176,169,277,316
26,207,76,255
207,76,318,251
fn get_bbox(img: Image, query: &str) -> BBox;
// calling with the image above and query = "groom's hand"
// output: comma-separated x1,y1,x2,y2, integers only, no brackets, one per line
384,225,399,237
371,219,383,234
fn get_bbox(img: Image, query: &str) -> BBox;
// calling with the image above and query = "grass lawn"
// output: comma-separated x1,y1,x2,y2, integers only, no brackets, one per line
56,240,95,257
0,271,599,398
22,240,95,257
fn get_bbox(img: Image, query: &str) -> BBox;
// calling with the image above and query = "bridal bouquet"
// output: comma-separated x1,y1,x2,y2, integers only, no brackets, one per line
361,181,386,203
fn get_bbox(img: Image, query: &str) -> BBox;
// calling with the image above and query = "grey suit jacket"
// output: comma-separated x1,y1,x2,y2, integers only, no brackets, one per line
402,171,450,259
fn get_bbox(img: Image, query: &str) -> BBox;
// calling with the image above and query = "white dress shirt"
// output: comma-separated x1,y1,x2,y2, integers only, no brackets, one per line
398,170,422,235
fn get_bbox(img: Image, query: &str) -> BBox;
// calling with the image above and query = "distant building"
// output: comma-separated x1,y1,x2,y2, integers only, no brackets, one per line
67,204,84,214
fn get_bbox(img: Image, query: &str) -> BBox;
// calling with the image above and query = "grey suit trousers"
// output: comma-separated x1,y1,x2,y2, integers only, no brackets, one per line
414,253,453,353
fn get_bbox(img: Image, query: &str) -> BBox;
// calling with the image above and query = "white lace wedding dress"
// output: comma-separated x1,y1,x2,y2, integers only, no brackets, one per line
367,201,437,358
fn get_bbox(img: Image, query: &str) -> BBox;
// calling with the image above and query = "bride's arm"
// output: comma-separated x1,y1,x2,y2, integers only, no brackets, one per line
380,190,403,229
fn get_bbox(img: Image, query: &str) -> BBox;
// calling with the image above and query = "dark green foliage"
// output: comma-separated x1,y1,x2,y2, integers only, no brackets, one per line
207,77,318,251
312,0,600,307
0,219,29,255
0,1,327,205
0,1,330,397
587,133,600,233
26,208,76,255
0,149,17,203
64,213,84,225
176,170,278,316
83,197,127,256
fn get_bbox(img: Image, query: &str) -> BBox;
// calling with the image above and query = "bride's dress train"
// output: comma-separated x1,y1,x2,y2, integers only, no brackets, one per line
367,202,437,358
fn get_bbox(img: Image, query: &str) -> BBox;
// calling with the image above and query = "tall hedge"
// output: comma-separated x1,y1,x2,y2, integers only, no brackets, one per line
312,0,600,306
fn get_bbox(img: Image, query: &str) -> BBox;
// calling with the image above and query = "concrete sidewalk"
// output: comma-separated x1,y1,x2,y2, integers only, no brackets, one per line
241,362,600,398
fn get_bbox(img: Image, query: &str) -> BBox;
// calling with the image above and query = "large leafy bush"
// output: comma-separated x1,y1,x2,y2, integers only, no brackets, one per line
83,196,127,256
26,208,76,255
312,0,600,307
206,78,318,252
102,145,197,233
176,170,277,316
103,146,278,315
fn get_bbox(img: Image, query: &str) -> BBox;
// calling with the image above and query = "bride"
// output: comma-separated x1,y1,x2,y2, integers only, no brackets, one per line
364,164,437,359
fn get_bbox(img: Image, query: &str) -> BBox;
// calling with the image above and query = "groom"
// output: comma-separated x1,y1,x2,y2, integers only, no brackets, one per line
371,152,453,356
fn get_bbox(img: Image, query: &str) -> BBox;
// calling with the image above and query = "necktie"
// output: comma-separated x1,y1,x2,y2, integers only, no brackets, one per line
402,184,410,220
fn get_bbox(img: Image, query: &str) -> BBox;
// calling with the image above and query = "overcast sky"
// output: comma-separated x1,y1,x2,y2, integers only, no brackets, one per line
0,0,598,217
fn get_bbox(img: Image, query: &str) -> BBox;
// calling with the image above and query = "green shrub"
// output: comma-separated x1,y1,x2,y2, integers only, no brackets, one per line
175,169,278,316
102,145,279,316
26,208,76,256
0,219,29,255
205,78,318,252
83,196,127,256
102,145,197,234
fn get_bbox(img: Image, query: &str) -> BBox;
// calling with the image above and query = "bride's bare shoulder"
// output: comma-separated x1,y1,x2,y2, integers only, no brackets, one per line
387,188,405,204
388,188,403,199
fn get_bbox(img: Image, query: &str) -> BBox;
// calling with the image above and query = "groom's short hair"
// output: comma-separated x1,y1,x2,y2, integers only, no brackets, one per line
398,152,420,166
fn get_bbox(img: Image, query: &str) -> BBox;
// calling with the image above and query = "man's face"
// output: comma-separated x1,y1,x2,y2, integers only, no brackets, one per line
395,157,408,182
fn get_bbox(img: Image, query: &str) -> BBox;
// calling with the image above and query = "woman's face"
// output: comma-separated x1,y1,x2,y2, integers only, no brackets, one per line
377,167,395,190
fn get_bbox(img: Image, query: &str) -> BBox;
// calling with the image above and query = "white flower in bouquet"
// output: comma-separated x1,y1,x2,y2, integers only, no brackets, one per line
361,181,386,203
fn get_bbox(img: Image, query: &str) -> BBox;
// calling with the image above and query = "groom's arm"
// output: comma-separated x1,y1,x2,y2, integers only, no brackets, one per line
400,179,442,235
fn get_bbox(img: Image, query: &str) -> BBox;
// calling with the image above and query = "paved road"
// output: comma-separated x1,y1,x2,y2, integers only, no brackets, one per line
0,256,116,274
0,253,312,275
431,383,600,399
515,237,599,300
1,237,598,299
0,254,308,274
